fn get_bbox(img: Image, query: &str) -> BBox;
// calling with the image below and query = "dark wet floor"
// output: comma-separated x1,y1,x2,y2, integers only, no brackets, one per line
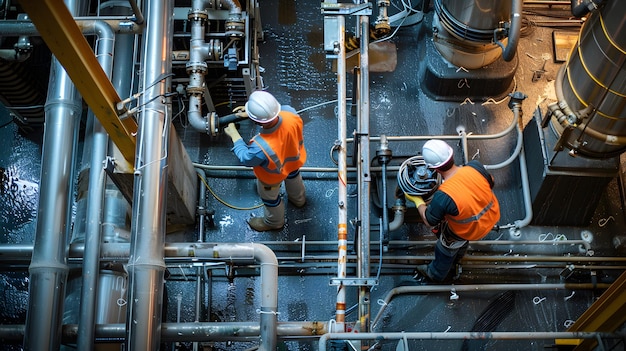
1,1,625,350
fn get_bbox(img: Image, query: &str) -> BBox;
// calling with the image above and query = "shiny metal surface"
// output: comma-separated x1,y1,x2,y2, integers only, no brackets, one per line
558,0,626,157
439,0,511,35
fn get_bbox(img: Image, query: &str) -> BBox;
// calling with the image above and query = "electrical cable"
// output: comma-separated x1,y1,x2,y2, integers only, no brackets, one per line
197,172,263,210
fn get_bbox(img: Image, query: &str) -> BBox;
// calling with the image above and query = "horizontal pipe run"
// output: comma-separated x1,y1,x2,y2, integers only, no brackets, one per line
0,242,615,264
370,283,612,330
0,321,329,343
318,331,622,351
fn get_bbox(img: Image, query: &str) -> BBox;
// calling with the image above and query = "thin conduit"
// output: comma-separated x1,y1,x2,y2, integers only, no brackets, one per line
370,283,612,330
318,331,620,351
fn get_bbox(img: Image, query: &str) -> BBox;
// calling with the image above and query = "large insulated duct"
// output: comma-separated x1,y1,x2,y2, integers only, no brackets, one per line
432,0,521,69
549,0,626,158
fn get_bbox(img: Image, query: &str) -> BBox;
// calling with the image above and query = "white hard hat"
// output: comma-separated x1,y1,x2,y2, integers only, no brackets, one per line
422,139,453,169
246,91,280,124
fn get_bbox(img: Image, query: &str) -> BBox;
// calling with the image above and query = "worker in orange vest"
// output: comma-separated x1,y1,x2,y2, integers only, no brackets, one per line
406,139,500,282
224,91,307,231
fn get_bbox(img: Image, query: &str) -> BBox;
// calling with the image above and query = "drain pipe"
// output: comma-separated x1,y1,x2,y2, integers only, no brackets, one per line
124,0,173,349
76,20,115,351
213,243,278,351
334,14,349,334
23,1,83,349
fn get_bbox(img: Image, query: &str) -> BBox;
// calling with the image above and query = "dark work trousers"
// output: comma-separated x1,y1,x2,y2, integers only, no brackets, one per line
427,222,469,281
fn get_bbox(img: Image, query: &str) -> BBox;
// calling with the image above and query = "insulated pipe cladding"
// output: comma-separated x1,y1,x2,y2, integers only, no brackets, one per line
432,0,521,69
550,0,626,158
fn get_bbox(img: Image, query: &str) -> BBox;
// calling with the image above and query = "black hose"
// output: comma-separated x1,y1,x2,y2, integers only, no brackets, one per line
217,113,248,128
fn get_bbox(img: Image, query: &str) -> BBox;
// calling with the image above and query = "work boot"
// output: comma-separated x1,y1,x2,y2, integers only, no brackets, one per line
248,200,285,231
248,217,283,231
413,264,433,281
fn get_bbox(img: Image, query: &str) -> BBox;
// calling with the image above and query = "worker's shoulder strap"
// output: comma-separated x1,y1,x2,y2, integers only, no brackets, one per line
465,160,494,189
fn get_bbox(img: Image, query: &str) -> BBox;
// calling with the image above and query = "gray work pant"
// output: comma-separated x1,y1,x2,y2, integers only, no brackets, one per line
257,171,305,226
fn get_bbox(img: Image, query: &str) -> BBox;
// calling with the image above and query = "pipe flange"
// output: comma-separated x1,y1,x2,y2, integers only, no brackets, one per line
188,9,208,21
186,86,204,95
225,19,245,37
209,111,218,136
185,61,208,74
209,39,223,60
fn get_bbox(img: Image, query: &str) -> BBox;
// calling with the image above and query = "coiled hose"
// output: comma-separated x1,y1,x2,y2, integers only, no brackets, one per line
396,155,441,200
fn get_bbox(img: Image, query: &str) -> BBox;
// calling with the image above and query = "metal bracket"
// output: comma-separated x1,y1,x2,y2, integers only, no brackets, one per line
330,277,378,286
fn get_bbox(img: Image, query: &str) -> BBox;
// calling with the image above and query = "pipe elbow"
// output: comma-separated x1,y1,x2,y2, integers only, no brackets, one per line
187,95,210,133
500,0,522,62
388,200,406,232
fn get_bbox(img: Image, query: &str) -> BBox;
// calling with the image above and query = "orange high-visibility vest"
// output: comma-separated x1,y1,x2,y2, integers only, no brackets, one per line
439,166,500,240
251,111,306,185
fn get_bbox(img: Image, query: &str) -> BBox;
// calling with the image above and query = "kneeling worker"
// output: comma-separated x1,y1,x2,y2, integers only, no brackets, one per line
406,139,500,282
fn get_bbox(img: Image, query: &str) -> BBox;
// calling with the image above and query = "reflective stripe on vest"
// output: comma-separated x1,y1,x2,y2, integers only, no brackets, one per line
439,166,500,240
252,111,306,184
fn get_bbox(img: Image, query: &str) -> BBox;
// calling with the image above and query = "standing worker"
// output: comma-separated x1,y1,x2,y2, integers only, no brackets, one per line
223,90,307,231
405,139,500,282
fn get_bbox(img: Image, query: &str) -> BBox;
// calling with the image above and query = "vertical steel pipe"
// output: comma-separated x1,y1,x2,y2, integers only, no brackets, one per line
76,20,114,351
357,9,371,334
335,14,348,333
23,0,82,348
124,0,173,349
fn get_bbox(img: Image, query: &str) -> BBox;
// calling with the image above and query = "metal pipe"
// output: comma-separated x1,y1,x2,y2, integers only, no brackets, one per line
221,0,243,15
387,199,406,232
514,140,533,229
497,0,522,61
0,19,141,36
186,0,212,133
571,0,606,17
335,14,349,334
76,20,114,351
370,283,611,329
357,8,372,335
1,321,329,343
213,244,279,351
23,0,82,347
483,122,523,170
127,0,145,24
194,169,208,351
124,0,173,349
318,331,620,350
1,237,600,263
